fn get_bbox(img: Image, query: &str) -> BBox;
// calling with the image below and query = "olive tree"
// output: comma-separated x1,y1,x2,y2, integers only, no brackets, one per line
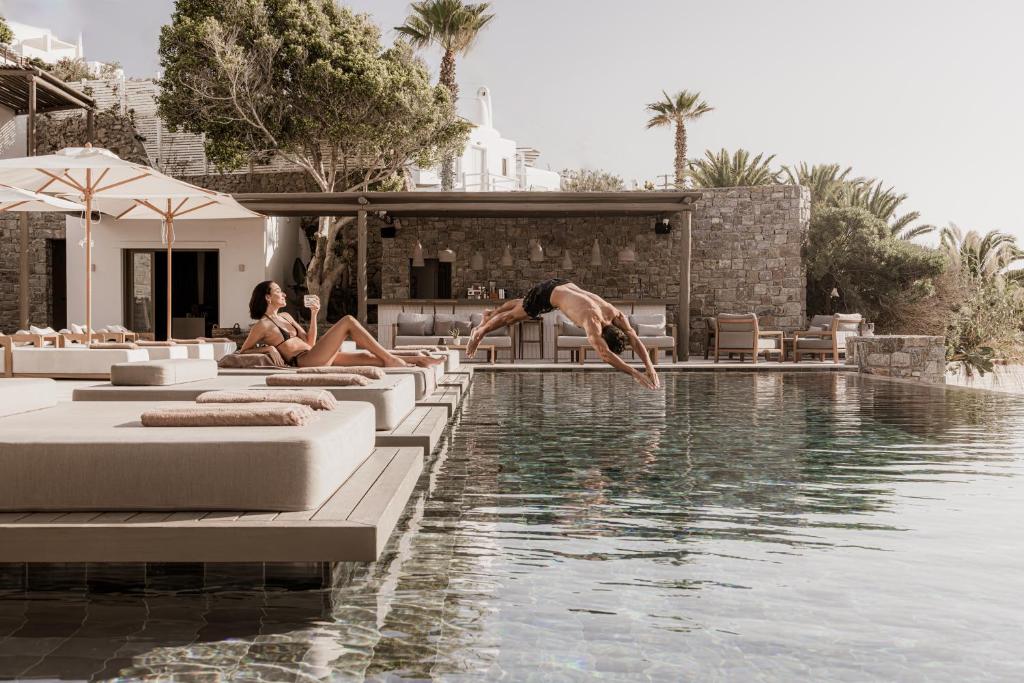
158,0,469,313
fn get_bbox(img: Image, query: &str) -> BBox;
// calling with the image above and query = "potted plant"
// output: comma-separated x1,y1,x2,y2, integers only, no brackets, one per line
448,327,463,345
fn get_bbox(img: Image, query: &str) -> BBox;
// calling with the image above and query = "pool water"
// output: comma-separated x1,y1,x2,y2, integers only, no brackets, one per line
1,372,1023,681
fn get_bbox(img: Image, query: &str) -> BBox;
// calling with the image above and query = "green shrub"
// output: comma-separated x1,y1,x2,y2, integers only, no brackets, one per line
805,206,946,324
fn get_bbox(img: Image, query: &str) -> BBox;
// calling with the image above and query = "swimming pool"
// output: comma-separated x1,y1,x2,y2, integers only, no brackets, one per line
1,372,1022,681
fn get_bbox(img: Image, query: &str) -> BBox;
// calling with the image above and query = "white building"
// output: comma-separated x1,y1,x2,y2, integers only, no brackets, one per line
411,87,561,192
6,21,121,78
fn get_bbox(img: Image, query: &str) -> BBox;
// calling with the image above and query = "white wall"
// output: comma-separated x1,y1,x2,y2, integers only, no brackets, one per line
0,106,26,160
65,215,300,330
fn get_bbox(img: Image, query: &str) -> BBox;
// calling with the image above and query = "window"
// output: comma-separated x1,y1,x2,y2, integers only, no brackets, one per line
410,258,452,299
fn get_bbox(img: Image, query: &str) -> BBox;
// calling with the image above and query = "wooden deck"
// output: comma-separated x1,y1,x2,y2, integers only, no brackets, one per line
376,405,448,452
439,373,471,396
416,385,462,417
0,448,423,563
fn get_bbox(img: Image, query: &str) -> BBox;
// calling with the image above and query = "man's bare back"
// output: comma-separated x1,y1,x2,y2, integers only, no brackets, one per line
467,280,661,389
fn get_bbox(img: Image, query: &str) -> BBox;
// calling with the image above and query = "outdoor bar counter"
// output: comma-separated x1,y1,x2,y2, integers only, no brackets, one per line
373,299,671,360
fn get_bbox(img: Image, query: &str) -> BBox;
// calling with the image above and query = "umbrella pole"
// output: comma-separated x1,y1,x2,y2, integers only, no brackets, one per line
84,178,92,338
165,216,174,341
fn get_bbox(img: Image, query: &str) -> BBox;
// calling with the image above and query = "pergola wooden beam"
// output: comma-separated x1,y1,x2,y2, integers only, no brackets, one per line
235,191,700,356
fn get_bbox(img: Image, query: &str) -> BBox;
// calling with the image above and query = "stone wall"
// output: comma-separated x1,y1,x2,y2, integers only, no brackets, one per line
380,185,809,351
847,335,947,384
0,213,66,332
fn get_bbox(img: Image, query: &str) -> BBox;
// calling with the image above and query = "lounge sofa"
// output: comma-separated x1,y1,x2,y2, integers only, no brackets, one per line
393,312,513,361
554,313,677,363
0,377,376,512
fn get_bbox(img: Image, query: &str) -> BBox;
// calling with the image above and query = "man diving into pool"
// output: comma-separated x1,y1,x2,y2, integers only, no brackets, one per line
467,279,661,390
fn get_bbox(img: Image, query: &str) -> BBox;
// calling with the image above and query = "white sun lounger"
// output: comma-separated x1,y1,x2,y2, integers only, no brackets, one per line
73,373,417,431
0,378,377,512
1,340,150,379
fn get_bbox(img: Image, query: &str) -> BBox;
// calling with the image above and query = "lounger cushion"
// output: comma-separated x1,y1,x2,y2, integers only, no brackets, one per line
74,373,416,431
218,352,280,368
140,346,190,361
8,347,150,377
0,378,57,418
111,359,219,386
0,401,375,511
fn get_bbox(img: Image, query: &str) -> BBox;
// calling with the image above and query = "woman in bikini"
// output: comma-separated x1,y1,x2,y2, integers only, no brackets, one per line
239,281,443,369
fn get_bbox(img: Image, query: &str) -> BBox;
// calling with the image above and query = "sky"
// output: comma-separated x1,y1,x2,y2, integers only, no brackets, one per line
3,0,1022,241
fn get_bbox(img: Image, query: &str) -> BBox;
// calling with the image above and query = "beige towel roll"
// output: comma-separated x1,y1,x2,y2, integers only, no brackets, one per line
196,389,337,411
297,365,385,379
89,342,139,350
137,341,177,347
141,403,316,427
393,345,442,352
390,350,431,356
266,373,370,387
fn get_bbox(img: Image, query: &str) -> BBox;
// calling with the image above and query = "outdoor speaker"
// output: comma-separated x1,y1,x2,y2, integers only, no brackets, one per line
655,217,673,235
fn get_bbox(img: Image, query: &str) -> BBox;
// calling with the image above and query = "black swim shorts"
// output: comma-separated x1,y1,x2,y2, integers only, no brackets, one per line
522,278,570,319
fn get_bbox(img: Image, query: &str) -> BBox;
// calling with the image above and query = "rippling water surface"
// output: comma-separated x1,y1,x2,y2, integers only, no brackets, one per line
2,372,1023,681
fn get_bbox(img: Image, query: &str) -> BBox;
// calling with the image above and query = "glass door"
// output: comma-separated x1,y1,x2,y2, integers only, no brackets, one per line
123,251,155,335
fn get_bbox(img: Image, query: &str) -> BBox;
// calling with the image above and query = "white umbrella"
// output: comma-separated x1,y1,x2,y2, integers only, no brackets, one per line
0,144,237,334
94,192,261,340
0,183,85,212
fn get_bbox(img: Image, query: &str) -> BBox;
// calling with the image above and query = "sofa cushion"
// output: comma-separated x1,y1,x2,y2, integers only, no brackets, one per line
636,323,665,337
0,400,376,511
642,336,676,349
469,313,511,338
433,313,473,336
111,359,219,386
397,312,433,336
630,314,666,330
560,320,587,336
0,378,57,418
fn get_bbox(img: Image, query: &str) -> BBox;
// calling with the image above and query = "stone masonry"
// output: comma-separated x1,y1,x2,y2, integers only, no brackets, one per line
847,335,947,384
381,185,809,352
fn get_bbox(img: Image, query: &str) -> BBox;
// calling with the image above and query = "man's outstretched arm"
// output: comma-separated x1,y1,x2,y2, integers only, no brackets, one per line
586,326,657,389
613,315,661,389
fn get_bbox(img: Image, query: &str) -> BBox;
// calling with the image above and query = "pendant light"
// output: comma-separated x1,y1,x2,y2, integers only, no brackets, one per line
529,239,544,262
412,240,425,267
561,249,573,270
470,251,484,270
590,239,602,267
500,244,514,267
438,247,456,263
618,243,636,263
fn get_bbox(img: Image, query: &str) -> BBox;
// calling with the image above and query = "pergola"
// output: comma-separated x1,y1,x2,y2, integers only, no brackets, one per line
236,191,701,360
1,48,96,327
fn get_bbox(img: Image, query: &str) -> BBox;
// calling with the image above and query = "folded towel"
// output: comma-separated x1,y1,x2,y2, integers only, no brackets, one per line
171,338,206,344
394,345,442,352
218,352,278,368
89,342,139,350
266,373,371,387
137,341,177,347
141,403,316,427
297,365,385,379
196,389,337,411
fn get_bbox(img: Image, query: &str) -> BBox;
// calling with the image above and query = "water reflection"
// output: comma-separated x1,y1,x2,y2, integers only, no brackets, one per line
0,372,1022,681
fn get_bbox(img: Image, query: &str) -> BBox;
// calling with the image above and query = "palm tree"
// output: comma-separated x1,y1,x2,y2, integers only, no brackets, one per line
780,162,860,211
396,0,495,191
689,148,777,188
781,163,933,240
941,224,1024,282
644,90,714,187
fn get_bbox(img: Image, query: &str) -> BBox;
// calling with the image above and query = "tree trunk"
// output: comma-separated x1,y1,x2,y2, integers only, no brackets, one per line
305,215,353,321
439,49,458,191
674,120,687,188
